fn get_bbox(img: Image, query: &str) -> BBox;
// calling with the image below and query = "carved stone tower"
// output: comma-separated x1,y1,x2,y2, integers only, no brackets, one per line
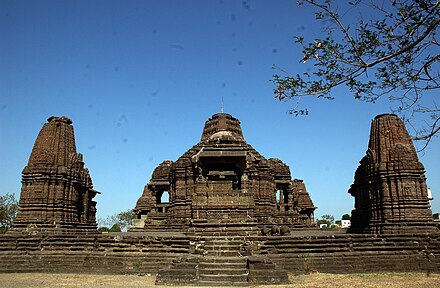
133,113,315,232
348,114,436,234
12,116,99,232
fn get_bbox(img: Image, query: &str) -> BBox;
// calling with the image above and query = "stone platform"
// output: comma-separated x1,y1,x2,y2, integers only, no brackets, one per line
1,229,439,285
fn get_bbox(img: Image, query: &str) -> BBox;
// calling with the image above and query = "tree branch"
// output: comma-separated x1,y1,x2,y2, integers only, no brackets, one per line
365,17,440,68
305,0,368,66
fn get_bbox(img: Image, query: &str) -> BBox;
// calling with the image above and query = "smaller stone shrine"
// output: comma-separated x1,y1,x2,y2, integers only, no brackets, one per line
12,116,99,232
132,113,316,232
348,114,437,234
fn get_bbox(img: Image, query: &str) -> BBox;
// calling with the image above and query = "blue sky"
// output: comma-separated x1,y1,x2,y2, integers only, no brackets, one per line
1,0,439,222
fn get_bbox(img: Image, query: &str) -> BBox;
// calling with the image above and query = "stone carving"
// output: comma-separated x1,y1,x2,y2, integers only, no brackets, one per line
12,116,99,231
348,114,437,234
132,113,315,232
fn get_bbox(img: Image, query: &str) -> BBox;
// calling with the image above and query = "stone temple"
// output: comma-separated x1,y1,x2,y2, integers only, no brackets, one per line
1,113,439,285
132,112,315,233
348,114,437,234
12,116,99,232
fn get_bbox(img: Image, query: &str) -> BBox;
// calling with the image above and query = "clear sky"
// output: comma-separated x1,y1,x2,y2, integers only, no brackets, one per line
1,0,439,222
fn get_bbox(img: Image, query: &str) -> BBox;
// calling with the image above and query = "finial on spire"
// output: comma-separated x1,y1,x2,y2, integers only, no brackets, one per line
221,97,224,113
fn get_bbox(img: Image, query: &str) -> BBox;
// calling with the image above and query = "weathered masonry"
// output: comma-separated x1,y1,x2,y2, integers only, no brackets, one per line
132,113,316,232
349,114,437,234
12,116,99,232
1,113,439,286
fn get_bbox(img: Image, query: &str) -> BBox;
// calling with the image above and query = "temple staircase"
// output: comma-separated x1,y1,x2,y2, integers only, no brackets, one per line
198,237,249,286
155,235,289,286
188,221,261,236
198,256,249,286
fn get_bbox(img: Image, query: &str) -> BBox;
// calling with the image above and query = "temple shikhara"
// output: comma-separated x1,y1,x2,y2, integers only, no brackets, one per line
348,114,437,234
12,116,99,232
132,113,315,232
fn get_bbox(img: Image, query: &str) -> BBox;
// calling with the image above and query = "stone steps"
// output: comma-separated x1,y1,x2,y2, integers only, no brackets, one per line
199,257,246,270
197,256,249,285
198,267,248,275
204,246,241,257
199,256,247,263
201,237,246,257
1,231,438,280
191,237,289,286
197,280,249,286
259,233,440,255
206,250,241,257
189,222,260,237
198,273,248,282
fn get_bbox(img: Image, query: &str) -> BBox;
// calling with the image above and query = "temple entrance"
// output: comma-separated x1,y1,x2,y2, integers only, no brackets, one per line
192,155,255,222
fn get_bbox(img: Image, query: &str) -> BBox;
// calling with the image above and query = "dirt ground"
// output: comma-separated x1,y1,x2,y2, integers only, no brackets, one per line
0,272,439,288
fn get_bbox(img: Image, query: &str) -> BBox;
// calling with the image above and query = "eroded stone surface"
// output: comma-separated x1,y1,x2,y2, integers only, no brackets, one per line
12,116,99,232
2,113,440,286
348,114,437,234
133,113,316,232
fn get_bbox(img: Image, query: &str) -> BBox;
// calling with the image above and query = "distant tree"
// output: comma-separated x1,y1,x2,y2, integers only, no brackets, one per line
98,209,136,232
0,193,19,233
109,223,121,232
316,214,335,227
98,227,110,232
273,0,439,150
115,210,136,231
316,219,328,227
321,214,335,225
342,213,351,220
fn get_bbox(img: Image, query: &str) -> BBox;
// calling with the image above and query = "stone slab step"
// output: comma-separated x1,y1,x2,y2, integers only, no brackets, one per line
204,240,243,244
206,251,241,257
200,257,247,264
196,235,251,240
199,262,246,269
203,242,246,245
199,274,249,283
199,268,248,275
203,245,243,250
197,280,250,286
197,233,259,237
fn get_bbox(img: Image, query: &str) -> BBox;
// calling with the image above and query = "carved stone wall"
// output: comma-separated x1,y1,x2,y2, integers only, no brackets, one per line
12,116,99,232
348,114,437,234
133,113,315,231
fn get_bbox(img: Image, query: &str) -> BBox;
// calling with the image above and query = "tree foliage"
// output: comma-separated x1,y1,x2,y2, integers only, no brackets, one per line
316,214,335,227
321,214,335,224
98,209,136,232
98,226,110,232
0,193,19,233
109,223,122,232
273,0,439,150
342,213,351,220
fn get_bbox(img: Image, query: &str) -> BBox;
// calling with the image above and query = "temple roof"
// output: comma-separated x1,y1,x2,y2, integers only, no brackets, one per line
28,116,77,167
201,113,244,141
368,113,420,164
